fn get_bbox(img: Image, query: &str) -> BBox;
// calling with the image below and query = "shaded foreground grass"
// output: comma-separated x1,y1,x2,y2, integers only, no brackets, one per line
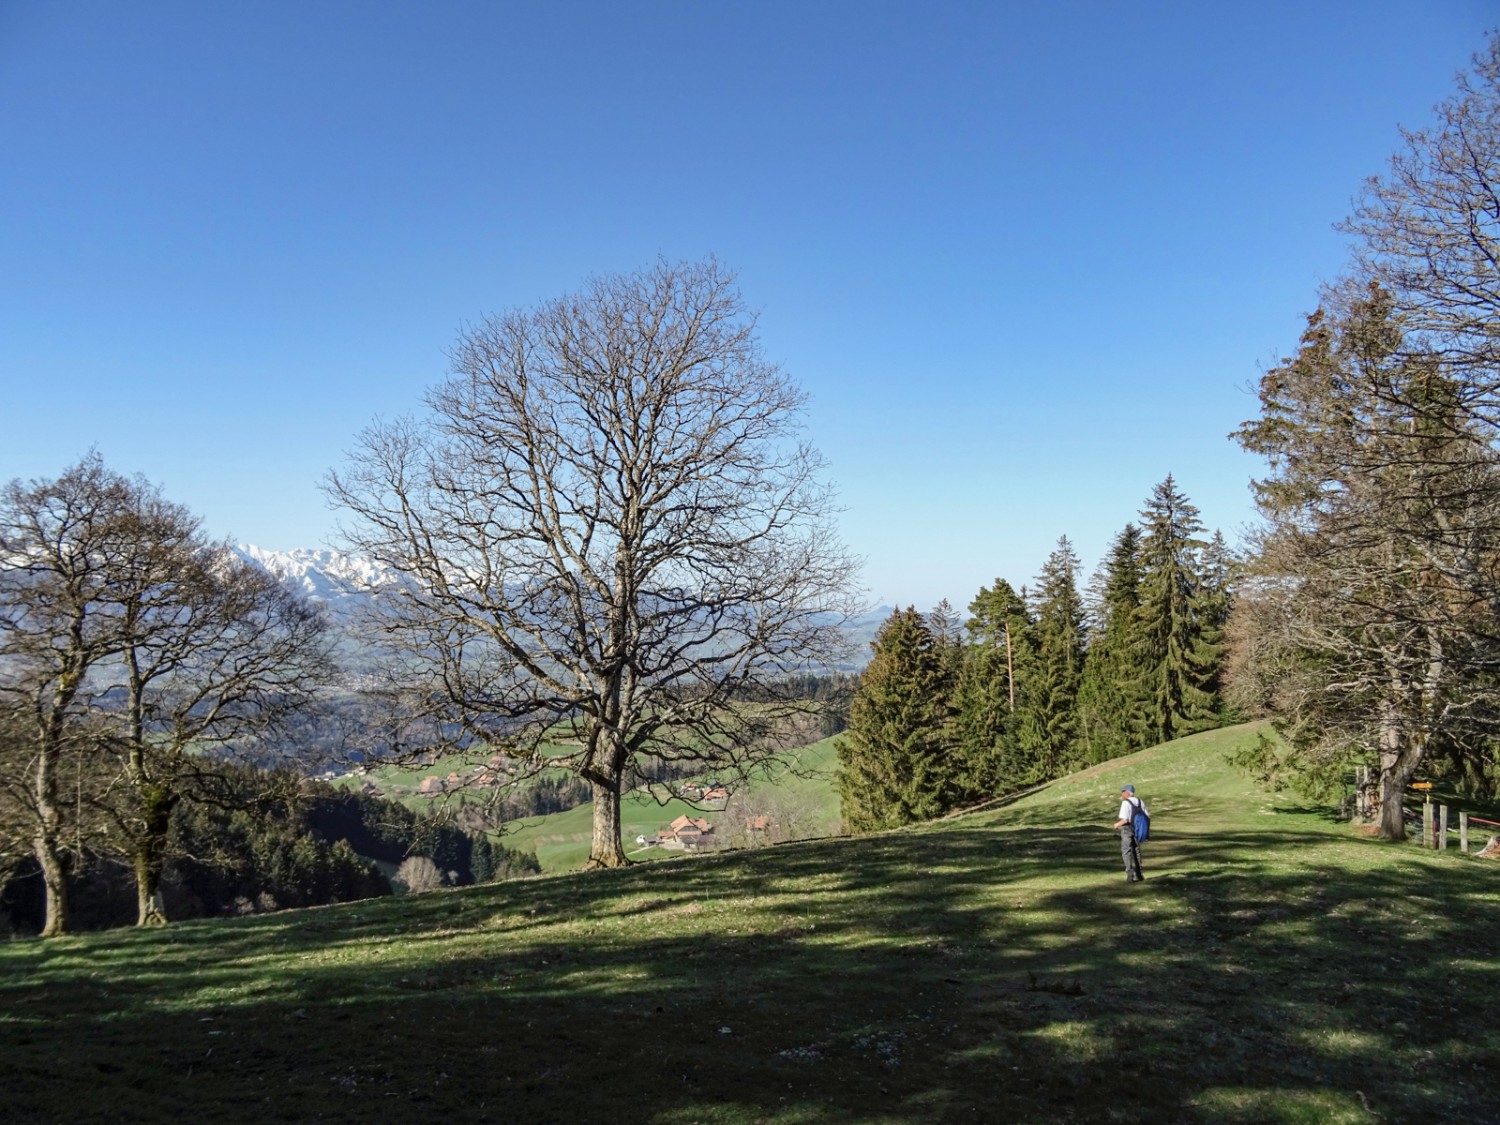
4,724,1499,1123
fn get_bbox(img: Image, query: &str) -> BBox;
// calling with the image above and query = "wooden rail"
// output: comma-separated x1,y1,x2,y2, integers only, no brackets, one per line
1355,769,1498,854
1404,797,1499,853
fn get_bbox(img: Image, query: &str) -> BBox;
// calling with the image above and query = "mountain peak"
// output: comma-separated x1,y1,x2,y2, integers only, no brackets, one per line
232,544,395,604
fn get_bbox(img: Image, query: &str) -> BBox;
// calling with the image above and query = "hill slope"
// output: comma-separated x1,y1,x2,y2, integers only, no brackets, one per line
5,723,1499,1124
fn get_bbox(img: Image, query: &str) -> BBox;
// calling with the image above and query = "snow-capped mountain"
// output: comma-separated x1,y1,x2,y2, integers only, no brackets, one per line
232,546,397,609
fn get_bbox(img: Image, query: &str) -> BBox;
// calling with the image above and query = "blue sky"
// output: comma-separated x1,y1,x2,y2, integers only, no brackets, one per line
1,1,1493,608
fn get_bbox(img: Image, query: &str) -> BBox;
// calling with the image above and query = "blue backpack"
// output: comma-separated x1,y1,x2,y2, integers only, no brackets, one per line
1128,798,1150,843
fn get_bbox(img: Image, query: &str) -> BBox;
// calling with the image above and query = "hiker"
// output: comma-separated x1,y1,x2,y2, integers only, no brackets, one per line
1113,784,1147,882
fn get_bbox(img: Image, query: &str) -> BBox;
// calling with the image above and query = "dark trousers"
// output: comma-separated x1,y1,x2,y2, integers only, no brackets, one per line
1119,827,1142,881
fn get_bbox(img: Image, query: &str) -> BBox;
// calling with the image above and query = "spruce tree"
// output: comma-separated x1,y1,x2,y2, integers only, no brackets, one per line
1016,537,1087,779
926,598,967,686
953,580,1032,796
1232,283,1500,836
1076,524,1147,763
1132,476,1222,745
1198,529,1238,713
836,608,959,831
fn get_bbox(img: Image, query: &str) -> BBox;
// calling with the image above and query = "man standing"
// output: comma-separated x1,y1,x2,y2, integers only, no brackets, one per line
1113,784,1147,882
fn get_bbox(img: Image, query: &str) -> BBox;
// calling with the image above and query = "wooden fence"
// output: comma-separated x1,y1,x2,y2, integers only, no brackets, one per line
1352,766,1499,853
1408,792,1499,853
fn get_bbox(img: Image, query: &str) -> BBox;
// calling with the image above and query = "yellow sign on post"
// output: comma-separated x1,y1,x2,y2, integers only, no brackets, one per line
1409,781,1434,791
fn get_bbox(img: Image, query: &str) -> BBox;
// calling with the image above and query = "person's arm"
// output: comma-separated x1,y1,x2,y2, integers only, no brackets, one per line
1112,801,1128,829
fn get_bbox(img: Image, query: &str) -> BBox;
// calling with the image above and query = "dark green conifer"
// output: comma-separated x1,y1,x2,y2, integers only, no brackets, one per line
1132,476,1223,744
836,608,959,831
1016,537,1087,779
1077,524,1147,763
927,598,967,685
953,580,1032,796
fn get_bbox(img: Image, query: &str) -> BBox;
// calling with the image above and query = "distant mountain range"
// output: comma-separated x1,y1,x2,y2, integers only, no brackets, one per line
232,546,891,668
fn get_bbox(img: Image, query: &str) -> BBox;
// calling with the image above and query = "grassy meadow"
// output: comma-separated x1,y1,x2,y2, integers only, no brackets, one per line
4,723,1500,1123
500,735,843,871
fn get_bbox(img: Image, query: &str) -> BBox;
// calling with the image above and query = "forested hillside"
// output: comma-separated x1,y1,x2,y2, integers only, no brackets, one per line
0,765,538,934
837,476,1234,831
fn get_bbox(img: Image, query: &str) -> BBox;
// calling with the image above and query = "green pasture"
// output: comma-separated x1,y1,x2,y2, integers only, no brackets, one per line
502,735,843,871
332,742,581,818
5,723,1500,1123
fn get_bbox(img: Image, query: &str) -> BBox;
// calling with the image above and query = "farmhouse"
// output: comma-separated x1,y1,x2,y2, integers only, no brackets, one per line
657,815,715,850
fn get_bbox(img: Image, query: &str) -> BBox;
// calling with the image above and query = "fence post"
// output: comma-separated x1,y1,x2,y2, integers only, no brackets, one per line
1439,805,1449,851
1423,800,1433,848
1461,811,1470,853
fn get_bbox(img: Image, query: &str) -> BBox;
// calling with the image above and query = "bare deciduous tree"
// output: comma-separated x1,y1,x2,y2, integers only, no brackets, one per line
329,258,859,868
1,456,333,932
2,458,144,934
1343,36,1500,412
392,855,445,895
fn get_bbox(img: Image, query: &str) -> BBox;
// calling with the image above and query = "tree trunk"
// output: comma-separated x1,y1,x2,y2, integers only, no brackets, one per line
34,829,69,938
32,734,69,937
583,776,628,869
133,789,174,926
1377,717,1422,841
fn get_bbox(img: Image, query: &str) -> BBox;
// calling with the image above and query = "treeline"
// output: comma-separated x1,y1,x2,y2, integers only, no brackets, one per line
491,773,593,819
0,763,538,935
837,476,1234,830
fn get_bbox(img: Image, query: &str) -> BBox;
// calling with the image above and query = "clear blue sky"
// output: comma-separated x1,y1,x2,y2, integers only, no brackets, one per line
1,1,1493,608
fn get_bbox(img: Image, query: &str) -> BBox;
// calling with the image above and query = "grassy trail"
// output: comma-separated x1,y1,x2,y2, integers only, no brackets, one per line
4,724,1499,1123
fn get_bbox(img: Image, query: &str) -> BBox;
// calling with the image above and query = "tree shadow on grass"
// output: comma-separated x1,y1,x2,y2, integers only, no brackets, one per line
3,819,1499,1124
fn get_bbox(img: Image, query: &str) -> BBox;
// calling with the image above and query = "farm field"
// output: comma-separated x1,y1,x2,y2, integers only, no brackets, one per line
5,723,1499,1123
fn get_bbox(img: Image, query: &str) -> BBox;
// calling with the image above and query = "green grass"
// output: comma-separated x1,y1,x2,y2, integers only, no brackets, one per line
4,722,1499,1123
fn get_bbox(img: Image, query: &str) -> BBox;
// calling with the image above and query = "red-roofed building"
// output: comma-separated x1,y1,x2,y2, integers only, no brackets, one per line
658,815,715,850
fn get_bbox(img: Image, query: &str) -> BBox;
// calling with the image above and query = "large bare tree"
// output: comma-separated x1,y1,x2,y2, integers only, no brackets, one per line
329,258,859,868
1,458,143,934
0,456,333,931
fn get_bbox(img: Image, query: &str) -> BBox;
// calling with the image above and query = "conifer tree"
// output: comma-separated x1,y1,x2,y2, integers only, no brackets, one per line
1232,284,1500,836
1077,524,1147,762
836,608,958,831
1198,530,1239,710
1132,477,1222,745
1015,537,1087,779
953,580,1032,796
926,599,967,685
